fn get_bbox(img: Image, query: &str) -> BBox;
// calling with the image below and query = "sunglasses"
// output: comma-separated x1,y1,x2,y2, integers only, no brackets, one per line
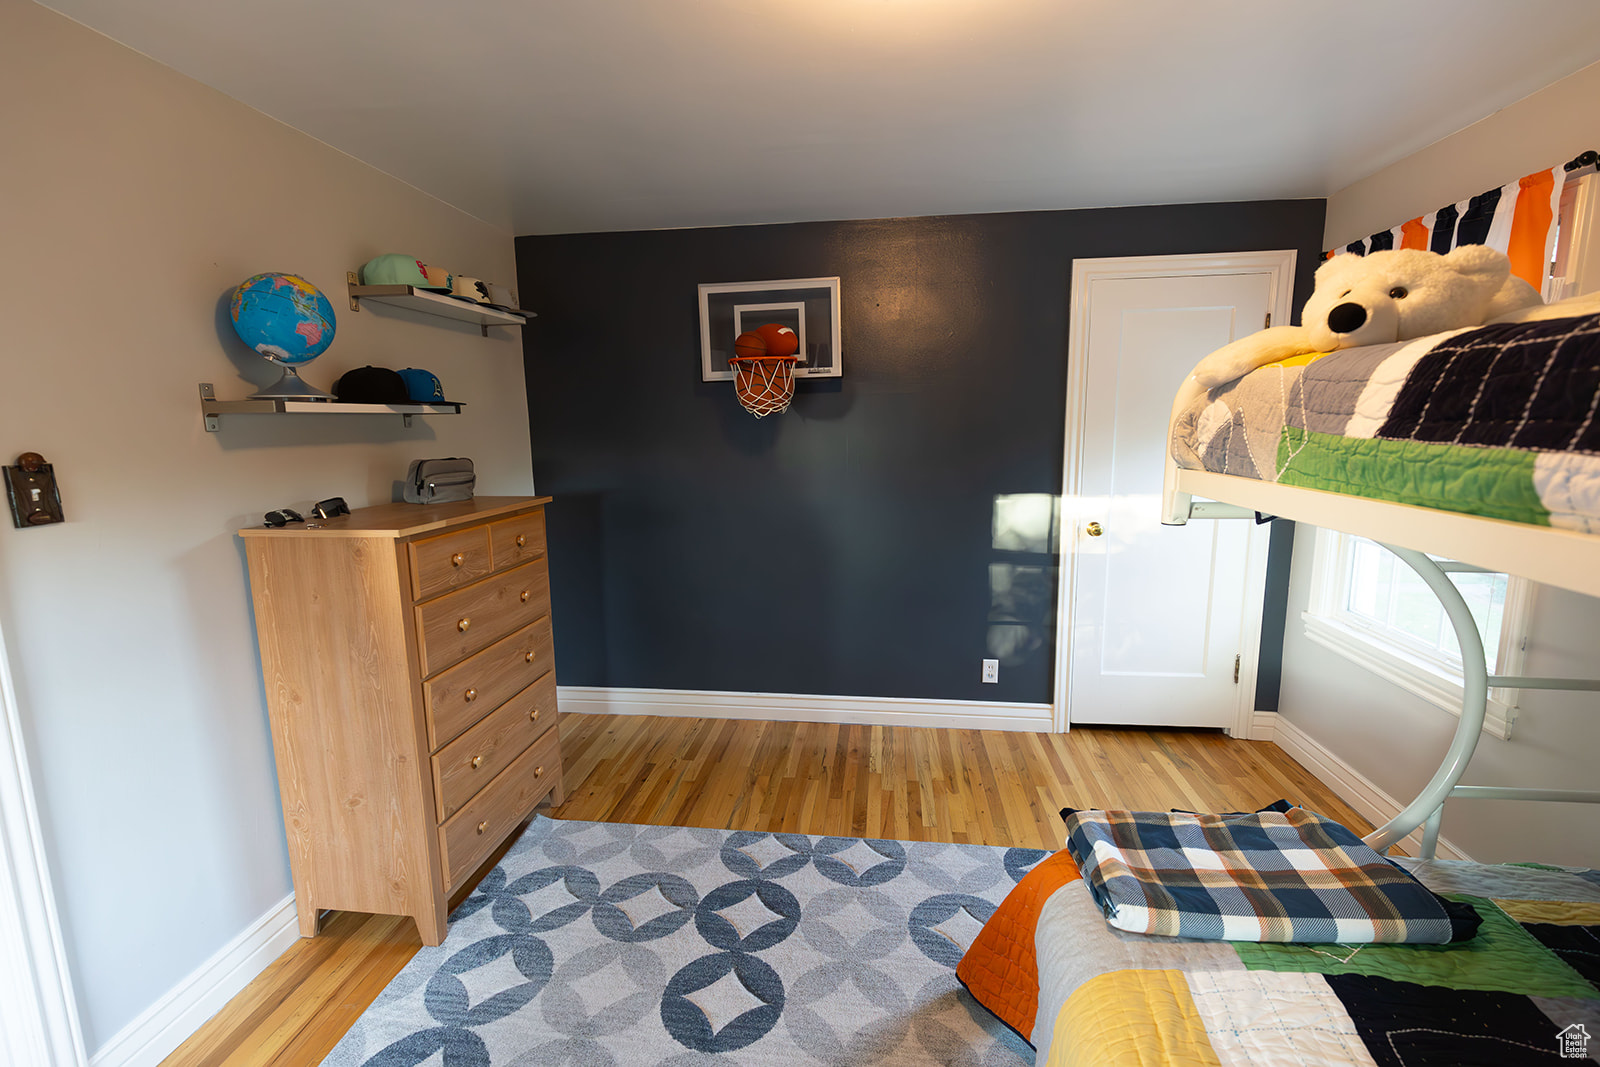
264,497,351,528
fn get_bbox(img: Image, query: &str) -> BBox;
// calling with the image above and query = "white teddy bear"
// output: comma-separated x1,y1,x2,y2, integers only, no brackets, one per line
1170,245,1600,437
1191,245,1550,389
1167,245,1600,450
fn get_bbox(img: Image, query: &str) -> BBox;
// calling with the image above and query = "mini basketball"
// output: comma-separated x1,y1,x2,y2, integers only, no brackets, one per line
734,331,767,358
756,323,799,358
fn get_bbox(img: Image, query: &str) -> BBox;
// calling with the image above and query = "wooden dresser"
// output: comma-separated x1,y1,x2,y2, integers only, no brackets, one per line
240,496,562,945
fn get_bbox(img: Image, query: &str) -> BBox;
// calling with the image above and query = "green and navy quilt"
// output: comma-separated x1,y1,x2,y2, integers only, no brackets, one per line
1171,313,1600,531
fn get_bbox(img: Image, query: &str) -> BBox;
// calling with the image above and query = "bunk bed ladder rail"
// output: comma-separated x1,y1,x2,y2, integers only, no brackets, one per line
1361,546,1600,858
1175,496,1600,859
1362,545,1487,857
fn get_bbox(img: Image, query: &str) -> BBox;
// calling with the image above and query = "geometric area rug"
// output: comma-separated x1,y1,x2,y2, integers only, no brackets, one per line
320,816,1046,1066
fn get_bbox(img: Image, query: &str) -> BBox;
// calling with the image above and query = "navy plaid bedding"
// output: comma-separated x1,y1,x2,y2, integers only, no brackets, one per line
1061,806,1474,944
1170,313,1600,532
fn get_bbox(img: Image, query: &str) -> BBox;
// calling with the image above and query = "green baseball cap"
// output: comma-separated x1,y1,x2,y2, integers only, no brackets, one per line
360,254,451,293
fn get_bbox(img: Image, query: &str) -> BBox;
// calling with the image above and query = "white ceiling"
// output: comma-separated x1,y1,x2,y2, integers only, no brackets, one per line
41,0,1600,235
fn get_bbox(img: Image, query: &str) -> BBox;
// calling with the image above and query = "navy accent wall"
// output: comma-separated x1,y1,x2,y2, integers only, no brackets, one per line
518,201,1325,707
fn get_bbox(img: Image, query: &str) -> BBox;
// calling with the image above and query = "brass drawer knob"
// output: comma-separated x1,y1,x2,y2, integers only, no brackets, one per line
451,552,465,567
524,650,535,664
1086,521,1104,537
515,534,526,548
477,820,489,835
534,765,544,777
464,687,478,702
529,709,540,722
457,617,471,633
470,755,484,769
520,589,531,603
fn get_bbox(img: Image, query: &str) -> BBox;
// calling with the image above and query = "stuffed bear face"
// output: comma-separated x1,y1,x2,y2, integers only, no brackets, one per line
1302,245,1511,351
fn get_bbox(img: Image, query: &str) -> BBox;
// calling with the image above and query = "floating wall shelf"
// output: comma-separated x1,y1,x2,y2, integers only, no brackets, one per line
198,382,462,432
346,272,534,336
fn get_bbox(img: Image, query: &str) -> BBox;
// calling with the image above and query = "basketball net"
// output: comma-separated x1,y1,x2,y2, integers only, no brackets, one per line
729,356,798,417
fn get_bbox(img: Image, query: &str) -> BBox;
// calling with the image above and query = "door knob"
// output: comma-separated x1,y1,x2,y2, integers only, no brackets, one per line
1086,522,1104,537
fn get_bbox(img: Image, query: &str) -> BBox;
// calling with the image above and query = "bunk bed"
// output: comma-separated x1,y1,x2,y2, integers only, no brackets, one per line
1162,308,1600,860
958,187,1600,1064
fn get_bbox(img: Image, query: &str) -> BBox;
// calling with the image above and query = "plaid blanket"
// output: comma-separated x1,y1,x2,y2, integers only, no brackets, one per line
1170,313,1600,532
1062,806,1473,944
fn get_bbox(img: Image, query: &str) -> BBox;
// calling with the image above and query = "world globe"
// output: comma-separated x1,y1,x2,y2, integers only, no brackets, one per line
228,272,337,399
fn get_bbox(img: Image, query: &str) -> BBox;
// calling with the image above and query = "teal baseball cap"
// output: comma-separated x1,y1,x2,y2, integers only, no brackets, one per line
360,254,451,293
397,368,450,403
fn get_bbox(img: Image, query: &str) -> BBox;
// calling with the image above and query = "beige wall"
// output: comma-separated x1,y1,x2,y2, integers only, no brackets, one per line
1325,59,1600,249
1284,58,1600,867
0,0,529,1052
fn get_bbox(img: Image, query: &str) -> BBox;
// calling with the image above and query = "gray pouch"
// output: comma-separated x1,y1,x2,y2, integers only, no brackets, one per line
403,458,475,504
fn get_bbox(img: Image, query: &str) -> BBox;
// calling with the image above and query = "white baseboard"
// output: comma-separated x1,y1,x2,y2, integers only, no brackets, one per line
90,894,300,1067
1250,710,1279,740
1267,713,1472,861
557,686,1055,732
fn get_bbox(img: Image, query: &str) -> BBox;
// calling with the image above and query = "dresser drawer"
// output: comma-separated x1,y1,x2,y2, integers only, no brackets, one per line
440,727,561,892
415,558,550,677
490,510,546,572
409,526,492,601
424,616,554,749
432,673,558,821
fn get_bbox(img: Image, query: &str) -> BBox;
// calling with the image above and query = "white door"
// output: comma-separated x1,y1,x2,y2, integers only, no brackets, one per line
1057,253,1294,731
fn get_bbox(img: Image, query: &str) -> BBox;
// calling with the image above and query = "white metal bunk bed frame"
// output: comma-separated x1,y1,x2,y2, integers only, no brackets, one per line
1164,469,1600,859
1159,162,1600,860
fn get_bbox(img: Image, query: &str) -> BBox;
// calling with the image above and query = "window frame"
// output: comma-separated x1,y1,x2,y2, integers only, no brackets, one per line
1302,528,1533,740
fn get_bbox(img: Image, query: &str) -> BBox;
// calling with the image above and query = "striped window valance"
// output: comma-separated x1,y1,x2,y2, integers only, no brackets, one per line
1324,162,1573,291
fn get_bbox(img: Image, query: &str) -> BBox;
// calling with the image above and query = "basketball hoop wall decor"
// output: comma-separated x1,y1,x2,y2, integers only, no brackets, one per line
698,277,841,386
729,354,798,417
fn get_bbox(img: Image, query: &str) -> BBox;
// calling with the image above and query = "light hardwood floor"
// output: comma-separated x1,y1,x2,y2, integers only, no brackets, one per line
161,713,1375,1066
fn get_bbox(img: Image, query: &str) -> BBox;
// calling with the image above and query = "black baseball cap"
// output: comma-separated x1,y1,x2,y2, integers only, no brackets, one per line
334,366,411,404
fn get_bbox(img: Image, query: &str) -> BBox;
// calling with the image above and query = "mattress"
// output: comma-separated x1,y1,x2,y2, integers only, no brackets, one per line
1170,313,1600,533
958,850,1600,1065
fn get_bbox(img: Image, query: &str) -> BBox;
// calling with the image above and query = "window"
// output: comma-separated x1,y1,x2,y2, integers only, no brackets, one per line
1303,529,1533,739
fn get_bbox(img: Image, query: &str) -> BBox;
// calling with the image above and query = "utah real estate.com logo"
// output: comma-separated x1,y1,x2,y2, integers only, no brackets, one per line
1559,1022,1591,1060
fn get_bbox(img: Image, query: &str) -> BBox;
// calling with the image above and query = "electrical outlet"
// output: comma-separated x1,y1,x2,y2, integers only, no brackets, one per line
981,659,999,683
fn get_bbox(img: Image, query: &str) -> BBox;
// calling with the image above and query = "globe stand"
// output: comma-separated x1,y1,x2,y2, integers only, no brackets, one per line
250,362,335,401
